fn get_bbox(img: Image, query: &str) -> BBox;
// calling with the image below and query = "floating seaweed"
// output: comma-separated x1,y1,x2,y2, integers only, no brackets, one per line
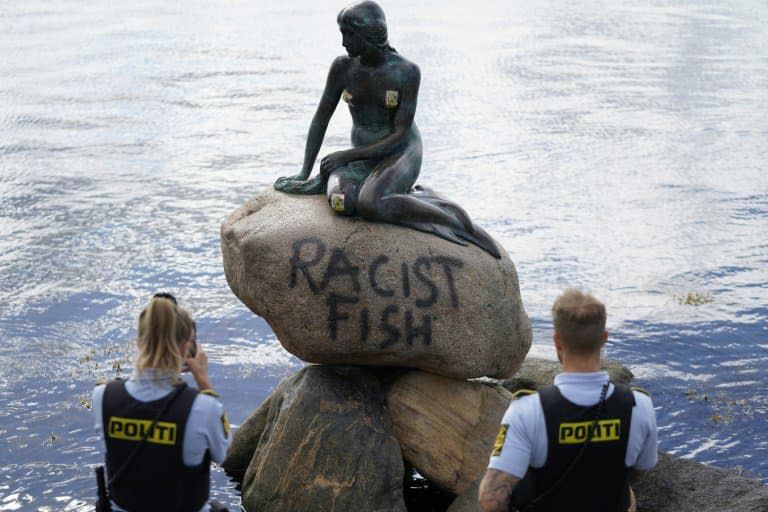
674,292,715,306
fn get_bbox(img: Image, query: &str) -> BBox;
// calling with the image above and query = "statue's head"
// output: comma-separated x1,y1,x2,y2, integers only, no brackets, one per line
337,1,391,52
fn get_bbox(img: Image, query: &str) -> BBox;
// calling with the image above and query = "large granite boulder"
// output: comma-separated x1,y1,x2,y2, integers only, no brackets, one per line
387,370,512,495
221,189,531,379
222,365,406,512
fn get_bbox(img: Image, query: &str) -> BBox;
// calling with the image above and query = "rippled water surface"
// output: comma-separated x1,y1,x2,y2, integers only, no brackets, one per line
1,0,767,508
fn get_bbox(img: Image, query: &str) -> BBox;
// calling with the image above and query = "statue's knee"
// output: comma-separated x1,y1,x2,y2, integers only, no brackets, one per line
355,192,379,220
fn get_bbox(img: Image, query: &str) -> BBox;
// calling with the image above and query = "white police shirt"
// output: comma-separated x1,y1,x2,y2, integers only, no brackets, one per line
488,371,658,478
92,369,231,512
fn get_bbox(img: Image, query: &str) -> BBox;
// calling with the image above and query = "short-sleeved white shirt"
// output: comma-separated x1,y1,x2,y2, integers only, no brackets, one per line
488,371,658,479
92,370,231,512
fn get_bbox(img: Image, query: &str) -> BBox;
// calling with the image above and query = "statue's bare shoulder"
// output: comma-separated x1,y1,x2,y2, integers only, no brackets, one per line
388,53,420,85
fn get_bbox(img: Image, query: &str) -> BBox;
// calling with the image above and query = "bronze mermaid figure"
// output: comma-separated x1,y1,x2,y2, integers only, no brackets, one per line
274,1,500,259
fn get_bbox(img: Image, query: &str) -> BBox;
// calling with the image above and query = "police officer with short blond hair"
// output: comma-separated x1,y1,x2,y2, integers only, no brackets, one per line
479,289,658,512
92,294,231,512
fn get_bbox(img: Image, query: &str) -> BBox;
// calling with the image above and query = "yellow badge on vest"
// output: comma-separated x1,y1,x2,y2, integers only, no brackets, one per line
558,419,621,444
492,424,509,456
107,416,177,445
221,412,231,438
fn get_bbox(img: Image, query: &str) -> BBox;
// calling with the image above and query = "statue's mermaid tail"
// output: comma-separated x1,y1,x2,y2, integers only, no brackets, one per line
274,174,326,195
273,176,501,258
401,185,502,259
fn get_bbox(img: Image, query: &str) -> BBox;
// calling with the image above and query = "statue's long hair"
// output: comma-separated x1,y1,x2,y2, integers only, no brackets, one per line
337,1,396,53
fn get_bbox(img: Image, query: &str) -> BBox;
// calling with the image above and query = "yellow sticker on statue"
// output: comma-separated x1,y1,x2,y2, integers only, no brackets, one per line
492,424,509,456
385,90,399,108
342,90,353,104
331,193,345,212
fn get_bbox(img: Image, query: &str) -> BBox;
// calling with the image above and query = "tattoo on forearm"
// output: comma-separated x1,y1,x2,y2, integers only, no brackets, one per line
479,469,520,512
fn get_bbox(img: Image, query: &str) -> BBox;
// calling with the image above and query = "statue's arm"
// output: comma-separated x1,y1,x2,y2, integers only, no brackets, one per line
296,57,346,180
321,64,420,174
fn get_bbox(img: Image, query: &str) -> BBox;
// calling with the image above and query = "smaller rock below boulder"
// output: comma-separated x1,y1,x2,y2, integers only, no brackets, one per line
220,384,279,482
632,451,768,512
499,357,632,394
445,478,481,512
387,370,512,495
223,365,406,512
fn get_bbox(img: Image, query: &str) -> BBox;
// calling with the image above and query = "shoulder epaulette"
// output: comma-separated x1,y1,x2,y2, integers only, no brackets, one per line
200,389,220,398
631,386,651,397
511,388,537,401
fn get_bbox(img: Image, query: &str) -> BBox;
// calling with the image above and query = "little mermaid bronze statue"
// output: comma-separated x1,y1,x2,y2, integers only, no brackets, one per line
274,0,500,259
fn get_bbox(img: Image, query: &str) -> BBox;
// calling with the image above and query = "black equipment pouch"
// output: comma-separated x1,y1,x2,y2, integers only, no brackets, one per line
95,465,112,512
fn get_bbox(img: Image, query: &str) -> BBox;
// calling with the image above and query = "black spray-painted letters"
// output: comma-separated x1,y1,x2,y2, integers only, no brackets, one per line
289,238,464,349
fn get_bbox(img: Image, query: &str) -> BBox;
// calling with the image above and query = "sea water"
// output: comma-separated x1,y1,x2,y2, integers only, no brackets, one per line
1,0,766,508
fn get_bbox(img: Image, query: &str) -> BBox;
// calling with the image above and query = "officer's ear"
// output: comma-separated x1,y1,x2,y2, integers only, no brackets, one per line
553,332,563,352
553,333,564,364
600,330,608,347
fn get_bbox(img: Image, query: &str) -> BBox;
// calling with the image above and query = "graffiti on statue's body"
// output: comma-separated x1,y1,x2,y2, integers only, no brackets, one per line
289,238,464,349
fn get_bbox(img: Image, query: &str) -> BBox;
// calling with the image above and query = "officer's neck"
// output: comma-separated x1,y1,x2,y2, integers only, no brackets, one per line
554,332,605,374
558,350,602,373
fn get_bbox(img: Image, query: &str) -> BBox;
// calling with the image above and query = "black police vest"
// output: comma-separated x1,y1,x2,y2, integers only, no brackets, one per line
510,383,635,512
102,380,211,512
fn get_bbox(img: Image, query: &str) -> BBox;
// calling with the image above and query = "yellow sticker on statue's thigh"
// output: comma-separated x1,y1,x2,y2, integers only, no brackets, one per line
331,193,345,212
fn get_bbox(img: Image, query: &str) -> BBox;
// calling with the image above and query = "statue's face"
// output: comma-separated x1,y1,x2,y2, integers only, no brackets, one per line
341,26,364,58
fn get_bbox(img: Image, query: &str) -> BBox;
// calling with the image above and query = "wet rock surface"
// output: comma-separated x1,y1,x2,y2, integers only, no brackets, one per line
223,365,406,512
387,371,511,495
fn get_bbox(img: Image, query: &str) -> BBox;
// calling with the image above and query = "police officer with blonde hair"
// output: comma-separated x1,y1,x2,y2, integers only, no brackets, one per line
479,289,658,512
92,293,230,511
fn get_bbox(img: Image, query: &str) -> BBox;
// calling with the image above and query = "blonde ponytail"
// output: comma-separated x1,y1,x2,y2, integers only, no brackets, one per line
135,296,194,383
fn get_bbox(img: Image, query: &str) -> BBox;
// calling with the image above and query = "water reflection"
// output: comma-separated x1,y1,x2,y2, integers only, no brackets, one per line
1,0,767,507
